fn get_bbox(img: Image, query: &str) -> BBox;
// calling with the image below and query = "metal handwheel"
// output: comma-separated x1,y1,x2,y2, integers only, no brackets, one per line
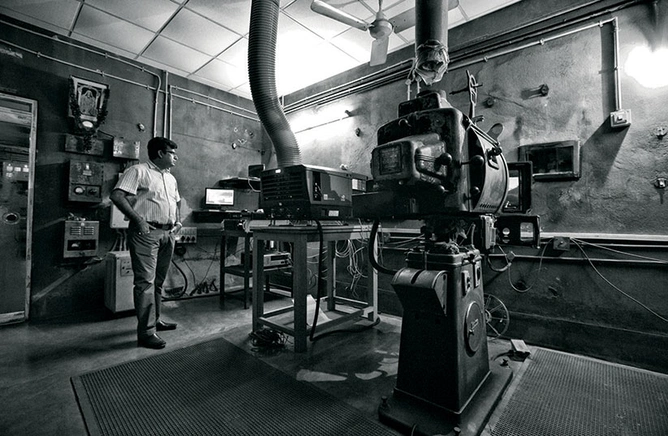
484,294,510,338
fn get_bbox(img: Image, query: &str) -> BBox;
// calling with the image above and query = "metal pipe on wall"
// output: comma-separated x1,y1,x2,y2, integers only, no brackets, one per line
170,86,257,117
450,0,638,60
169,78,174,140
284,1,637,113
487,253,668,267
164,71,170,139
169,88,260,122
612,18,623,110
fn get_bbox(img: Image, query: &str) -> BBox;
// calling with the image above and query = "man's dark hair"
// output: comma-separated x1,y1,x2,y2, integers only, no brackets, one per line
147,137,178,160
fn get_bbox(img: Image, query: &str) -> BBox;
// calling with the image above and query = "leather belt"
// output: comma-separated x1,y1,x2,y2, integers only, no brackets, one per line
146,221,174,230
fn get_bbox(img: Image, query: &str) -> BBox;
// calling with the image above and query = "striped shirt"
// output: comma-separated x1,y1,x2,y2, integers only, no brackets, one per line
114,161,180,224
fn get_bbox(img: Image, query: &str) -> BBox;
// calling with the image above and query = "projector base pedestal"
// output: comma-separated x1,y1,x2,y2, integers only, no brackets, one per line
378,362,512,436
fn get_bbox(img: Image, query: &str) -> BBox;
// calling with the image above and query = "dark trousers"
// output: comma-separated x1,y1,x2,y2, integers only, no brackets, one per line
128,224,175,339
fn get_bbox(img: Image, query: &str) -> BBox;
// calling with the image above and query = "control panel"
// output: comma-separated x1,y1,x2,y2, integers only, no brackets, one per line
63,220,99,258
68,160,103,202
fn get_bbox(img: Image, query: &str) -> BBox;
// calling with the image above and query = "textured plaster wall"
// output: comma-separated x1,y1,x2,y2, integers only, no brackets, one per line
282,1,668,371
0,17,268,319
287,5,668,236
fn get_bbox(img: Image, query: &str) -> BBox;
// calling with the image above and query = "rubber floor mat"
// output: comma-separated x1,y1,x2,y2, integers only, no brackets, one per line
491,347,668,436
71,337,399,436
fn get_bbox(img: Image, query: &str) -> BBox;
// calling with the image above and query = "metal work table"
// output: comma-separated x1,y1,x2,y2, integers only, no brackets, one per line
219,227,253,309
251,224,378,352
219,225,290,309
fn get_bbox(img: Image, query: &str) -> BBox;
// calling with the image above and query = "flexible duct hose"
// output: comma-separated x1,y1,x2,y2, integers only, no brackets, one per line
248,0,302,167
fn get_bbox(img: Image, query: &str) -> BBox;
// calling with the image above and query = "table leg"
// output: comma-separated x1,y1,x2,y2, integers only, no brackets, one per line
326,240,336,312
252,236,265,332
243,234,251,309
369,234,379,321
219,233,226,308
292,235,308,352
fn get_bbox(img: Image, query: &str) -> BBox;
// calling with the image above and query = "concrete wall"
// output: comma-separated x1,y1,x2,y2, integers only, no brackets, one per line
281,0,668,373
0,16,270,320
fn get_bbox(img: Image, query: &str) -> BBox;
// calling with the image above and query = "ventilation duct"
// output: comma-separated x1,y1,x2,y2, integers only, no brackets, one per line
413,0,455,85
248,0,302,167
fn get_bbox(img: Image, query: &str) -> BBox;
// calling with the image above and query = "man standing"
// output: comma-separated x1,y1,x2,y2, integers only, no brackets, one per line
110,137,183,349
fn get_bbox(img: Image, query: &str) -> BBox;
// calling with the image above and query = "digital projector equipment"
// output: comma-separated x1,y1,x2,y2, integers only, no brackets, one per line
260,164,367,220
241,251,291,268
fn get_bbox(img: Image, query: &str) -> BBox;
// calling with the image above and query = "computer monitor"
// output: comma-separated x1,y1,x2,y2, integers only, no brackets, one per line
501,162,532,214
204,187,234,209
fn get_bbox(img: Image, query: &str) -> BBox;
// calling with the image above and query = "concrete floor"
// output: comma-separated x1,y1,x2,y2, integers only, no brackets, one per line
0,293,520,436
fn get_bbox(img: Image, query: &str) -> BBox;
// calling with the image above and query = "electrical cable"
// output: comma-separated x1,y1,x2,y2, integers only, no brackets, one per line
497,241,550,293
190,239,220,295
571,238,668,264
335,239,366,298
571,239,668,324
249,328,287,349
163,259,189,300
309,316,381,342
369,219,399,276
486,252,511,273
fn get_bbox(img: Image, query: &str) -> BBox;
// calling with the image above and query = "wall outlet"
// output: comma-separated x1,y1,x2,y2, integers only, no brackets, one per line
610,109,631,128
176,226,197,244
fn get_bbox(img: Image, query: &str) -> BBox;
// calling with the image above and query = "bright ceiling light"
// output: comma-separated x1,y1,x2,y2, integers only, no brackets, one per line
625,45,668,88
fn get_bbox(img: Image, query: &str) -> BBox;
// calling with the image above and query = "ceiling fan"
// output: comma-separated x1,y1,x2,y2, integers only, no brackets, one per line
310,0,459,66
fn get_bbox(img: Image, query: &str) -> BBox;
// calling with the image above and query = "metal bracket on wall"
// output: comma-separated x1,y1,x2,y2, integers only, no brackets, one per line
553,236,570,251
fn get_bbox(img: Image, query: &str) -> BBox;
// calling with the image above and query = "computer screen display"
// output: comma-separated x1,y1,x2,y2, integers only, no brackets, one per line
204,188,234,208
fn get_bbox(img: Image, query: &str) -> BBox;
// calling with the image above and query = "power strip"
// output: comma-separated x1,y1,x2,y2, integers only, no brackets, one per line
176,226,197,244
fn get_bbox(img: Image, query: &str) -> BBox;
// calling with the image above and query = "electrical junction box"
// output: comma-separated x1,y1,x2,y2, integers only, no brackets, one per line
65,133,104,156
104,251,134,313
112,138,140,160
68,159,103,202
175,226,197,244
110,203,130,229
63,220,99,258
610,109,631,129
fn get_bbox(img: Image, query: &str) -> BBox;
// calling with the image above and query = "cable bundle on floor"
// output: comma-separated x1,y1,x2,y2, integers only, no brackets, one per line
249,328,286,349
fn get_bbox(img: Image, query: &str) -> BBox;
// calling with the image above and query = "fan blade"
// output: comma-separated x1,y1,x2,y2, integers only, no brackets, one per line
390,7,415,33
310,0,369,31
369,36,389,66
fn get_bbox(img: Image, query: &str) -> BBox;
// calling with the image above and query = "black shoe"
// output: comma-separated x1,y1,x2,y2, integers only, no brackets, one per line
156,320,177,331
138,334,166,349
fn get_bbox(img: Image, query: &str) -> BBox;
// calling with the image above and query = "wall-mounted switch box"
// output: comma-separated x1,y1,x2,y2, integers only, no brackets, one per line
610,109,632,129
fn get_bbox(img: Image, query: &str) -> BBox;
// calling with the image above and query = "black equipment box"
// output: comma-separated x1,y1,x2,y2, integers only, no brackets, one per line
260,164,367,220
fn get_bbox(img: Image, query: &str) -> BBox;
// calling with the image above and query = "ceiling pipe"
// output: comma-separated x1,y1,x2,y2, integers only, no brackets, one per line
650,0,666,50
248,0,302,167
412,0,450,85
